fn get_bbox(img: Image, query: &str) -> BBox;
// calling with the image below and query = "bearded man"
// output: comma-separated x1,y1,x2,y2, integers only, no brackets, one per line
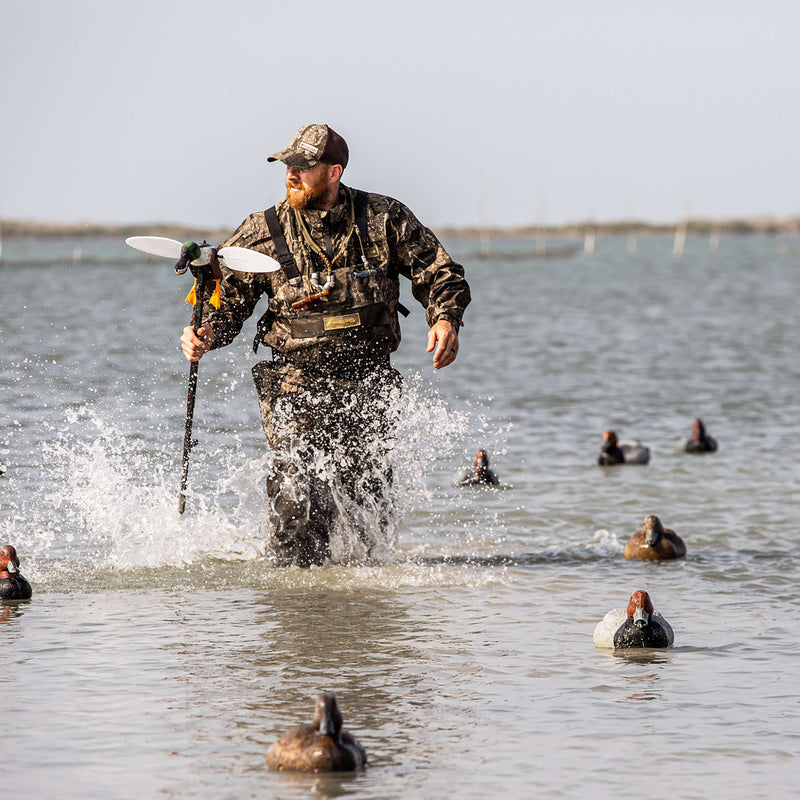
180,124,471,566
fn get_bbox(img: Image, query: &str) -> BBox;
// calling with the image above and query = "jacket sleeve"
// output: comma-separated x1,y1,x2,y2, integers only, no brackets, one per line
386,199,471,329
201,214,273,349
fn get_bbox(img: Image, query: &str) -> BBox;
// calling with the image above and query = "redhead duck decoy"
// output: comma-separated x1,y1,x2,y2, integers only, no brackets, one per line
454,448,499,486
593,589,674,649
623,514,686,560
597,430,624,465
597,430,650,465
677,418,718,453
266,694,366,773
0,545,32,600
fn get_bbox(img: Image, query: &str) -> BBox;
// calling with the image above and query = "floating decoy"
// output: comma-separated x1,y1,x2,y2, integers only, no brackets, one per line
454,448,499,486
593,589,674,648
266,694,366,773
623,515,686,560
598,430,650,465
677,418,718,453
0,545,32,600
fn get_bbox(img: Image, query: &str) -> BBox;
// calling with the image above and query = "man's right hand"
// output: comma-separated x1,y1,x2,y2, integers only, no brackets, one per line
181,324,215,362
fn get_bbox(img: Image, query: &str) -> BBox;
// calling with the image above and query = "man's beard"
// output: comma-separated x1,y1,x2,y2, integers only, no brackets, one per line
285,176,328,210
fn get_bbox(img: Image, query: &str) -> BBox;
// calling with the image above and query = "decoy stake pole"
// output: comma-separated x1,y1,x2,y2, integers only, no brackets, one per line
177,248,218,515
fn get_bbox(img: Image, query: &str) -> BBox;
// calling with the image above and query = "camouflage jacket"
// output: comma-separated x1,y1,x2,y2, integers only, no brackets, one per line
203,185,471,362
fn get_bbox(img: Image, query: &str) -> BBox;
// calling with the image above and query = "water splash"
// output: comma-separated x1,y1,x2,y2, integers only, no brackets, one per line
586,528,624,557
257,369,482,566
3,368,500,586
34,407,271,570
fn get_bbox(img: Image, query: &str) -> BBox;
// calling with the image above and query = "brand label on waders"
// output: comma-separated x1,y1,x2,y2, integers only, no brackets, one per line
323,312,362,331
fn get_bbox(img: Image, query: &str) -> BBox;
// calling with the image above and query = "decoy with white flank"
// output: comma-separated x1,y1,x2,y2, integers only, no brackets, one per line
597,430,650,465
593,589,674,649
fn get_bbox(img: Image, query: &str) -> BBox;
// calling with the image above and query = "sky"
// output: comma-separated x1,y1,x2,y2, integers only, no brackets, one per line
1,0,799,230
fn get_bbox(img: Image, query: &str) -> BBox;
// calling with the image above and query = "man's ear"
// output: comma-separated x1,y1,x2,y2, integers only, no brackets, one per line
329,164,344,183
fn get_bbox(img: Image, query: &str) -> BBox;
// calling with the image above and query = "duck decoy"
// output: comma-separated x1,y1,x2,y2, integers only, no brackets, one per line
623,515,686,560
266,694,366,773
598,430,650,465
593,589,674,648
0,545,33,600
454,448,499,486
677,418,718,453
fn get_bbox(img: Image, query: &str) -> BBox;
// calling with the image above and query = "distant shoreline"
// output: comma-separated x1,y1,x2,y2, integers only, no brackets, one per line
1,215,799,240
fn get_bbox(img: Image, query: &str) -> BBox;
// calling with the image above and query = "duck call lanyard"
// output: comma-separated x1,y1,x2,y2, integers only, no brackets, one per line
292,192,357,303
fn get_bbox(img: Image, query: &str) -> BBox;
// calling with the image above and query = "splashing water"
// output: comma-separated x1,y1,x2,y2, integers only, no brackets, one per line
34,407,270,569
256,368,480,566
4,368,497,583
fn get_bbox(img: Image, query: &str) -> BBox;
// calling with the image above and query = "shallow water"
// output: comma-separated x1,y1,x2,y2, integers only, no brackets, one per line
2,233,799,798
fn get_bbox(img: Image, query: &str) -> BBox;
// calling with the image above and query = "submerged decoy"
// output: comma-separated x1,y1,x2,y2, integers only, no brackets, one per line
0,545,33,600
677,418,718,453
266,694,366,773
623,515,686,560
593,589,674,649
454,448,499,486
598,430,650,465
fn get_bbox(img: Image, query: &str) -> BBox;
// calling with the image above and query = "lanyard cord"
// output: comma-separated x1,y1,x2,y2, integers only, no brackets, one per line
292,191,357,279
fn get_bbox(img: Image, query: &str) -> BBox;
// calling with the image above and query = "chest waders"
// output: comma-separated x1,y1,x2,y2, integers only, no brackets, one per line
252,191,406,566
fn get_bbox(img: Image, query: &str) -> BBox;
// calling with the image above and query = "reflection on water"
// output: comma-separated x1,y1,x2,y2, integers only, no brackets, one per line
268,772,367,799
0,600,28,630
618,665,665,702
612,648,673,666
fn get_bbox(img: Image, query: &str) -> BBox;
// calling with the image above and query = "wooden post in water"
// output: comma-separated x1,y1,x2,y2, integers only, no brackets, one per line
673,218,688,257
584,224,595,256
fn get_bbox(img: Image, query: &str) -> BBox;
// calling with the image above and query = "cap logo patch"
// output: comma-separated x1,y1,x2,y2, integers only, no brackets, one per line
298,141,320,155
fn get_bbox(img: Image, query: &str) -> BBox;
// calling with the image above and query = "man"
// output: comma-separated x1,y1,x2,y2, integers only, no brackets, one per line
181,124,471,566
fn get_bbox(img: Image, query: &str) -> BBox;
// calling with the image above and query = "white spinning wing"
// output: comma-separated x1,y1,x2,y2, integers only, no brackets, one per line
217,246,281,273
125,236,184,258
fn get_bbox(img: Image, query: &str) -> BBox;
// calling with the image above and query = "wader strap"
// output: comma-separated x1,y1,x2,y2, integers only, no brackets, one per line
353,189,369,248
263,206,302,286
353,189,410,318
252,308,276,354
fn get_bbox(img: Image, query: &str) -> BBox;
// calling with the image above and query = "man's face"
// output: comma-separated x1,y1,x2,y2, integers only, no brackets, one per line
285,163,331,210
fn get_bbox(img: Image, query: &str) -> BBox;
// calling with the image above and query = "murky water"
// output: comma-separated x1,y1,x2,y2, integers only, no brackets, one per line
1,233,799,798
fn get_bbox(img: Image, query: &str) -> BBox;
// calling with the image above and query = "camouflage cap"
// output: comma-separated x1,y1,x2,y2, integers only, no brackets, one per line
267,124,349,170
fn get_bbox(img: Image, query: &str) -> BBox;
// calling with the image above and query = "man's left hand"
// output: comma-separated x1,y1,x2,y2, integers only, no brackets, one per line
427,318,459,370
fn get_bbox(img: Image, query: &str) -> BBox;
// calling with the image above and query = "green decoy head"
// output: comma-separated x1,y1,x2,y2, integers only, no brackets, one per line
175,240,201,274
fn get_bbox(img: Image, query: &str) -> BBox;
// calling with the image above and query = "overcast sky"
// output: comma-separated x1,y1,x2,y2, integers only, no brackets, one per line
2,0,799,230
